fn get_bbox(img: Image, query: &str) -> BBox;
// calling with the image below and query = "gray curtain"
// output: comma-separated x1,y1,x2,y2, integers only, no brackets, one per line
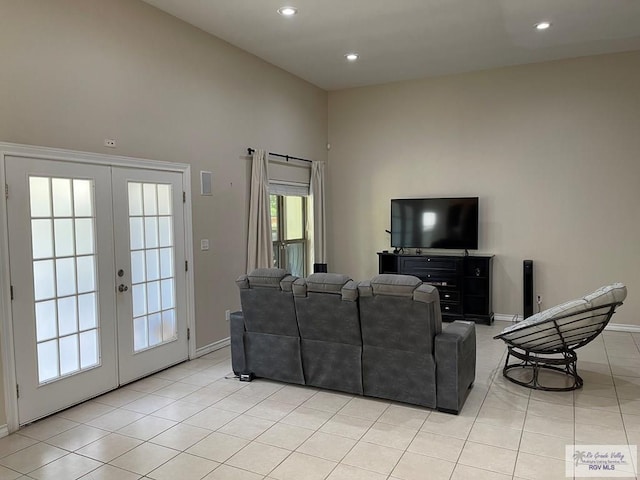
247,149,273,272
309,161,327,265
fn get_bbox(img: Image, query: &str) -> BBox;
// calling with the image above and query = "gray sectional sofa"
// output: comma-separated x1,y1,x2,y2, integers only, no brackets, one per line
231,268,476,414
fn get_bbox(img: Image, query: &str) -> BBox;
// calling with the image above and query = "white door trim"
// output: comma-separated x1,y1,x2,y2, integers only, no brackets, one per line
0,142,196,432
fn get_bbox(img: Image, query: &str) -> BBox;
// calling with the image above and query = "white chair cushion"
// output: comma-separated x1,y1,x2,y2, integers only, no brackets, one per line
498,283,626,350
584,283,627,307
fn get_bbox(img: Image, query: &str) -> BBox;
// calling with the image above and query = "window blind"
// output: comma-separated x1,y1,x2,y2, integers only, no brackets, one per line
269,181,309,197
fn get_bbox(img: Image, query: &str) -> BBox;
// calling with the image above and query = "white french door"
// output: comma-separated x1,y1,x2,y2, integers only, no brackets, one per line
5,156,188,425
112,167,187,384
6,158,118,424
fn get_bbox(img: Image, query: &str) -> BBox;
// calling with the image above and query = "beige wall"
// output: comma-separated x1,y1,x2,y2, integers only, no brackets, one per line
0,0,327,425
328,51,640,326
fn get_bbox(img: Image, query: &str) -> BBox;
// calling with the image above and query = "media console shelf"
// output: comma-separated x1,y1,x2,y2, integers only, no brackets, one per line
378,252,494,325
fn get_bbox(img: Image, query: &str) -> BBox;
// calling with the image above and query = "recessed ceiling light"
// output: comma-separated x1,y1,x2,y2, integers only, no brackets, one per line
345,53,359,61
277,6,298,17
535,21,551,30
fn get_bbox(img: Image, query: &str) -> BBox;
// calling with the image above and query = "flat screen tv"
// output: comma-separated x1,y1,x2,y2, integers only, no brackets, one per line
391,197,479,250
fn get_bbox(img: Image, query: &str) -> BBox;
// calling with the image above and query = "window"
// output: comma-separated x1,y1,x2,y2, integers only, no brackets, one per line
271,194,307,277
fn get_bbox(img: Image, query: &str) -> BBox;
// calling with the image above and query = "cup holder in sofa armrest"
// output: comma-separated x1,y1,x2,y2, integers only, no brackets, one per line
434,321,476,414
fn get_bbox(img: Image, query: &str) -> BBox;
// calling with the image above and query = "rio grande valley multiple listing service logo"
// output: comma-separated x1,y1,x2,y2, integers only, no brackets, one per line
566,445,638,478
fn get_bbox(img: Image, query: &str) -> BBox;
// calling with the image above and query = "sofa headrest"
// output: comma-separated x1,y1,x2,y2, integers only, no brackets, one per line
307,273,352,293
236,268,296,291
358,274,435,303
413,283,440,304
371,274,421,297
293,273,358,301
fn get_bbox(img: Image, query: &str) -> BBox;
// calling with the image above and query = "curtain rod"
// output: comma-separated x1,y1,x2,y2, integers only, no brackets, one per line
247,147,312,164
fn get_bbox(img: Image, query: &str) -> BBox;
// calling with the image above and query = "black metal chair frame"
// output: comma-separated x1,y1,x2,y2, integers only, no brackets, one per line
494,302,623,391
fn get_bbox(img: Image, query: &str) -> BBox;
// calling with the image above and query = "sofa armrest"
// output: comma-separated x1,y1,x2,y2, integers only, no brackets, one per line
230,311,246,375
435,321,476,414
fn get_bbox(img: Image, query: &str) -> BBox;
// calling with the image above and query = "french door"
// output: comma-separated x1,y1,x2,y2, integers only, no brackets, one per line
5,156,188,425
112,167,187,384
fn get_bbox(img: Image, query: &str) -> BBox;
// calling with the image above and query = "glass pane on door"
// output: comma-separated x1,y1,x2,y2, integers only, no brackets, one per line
128,182,177,352
29,177,100,384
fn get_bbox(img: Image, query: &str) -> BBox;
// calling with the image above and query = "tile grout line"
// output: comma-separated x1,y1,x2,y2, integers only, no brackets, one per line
6,335,639,479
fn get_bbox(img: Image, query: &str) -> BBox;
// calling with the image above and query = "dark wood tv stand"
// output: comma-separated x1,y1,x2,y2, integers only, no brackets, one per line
378,252,494,325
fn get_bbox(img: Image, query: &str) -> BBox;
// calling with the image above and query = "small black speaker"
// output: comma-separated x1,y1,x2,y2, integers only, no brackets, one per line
313,263,328,273
523,260,534,319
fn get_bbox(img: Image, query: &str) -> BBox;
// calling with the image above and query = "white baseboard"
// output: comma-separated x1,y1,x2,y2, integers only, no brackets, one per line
195,337,230,358
605,323,640,333
492,314,640,333
493,313,521,323
0,424,8,439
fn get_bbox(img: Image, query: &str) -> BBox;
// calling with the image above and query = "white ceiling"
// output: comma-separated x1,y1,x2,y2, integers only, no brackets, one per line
142,0,640,91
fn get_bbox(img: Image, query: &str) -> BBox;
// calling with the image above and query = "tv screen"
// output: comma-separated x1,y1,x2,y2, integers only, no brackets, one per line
391,197,479,250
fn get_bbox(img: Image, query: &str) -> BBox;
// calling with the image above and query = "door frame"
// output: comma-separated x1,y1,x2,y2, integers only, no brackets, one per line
0,142,196,433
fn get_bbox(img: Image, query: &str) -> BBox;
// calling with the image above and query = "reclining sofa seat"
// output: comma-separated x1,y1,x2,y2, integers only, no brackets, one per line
231,268,304,384
359,274,476,413
231,269,477,414
293,273,363,394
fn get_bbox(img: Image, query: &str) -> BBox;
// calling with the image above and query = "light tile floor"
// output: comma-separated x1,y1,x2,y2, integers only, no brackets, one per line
0,321,638,479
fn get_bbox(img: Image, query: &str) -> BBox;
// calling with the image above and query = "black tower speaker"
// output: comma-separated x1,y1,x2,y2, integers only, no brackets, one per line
523,260,534,319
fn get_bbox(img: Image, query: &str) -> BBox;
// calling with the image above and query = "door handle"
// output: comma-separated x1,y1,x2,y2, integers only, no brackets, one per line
118,284,129,293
